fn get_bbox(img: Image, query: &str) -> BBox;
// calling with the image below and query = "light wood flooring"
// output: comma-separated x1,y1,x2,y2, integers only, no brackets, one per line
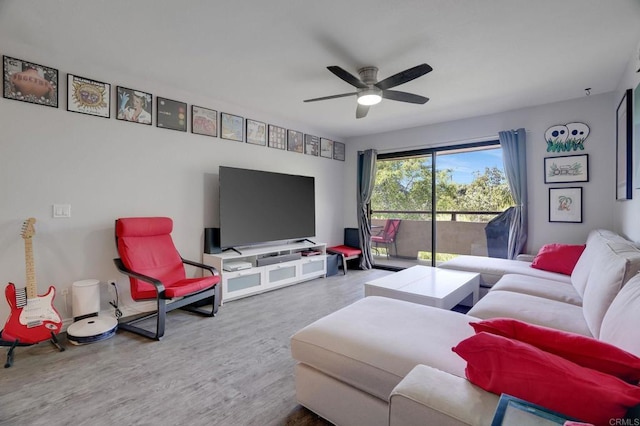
0,268,392,426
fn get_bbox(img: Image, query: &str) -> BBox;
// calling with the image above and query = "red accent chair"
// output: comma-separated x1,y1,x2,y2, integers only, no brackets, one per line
114,217,221,340
327,228,362,275
371,219,401,259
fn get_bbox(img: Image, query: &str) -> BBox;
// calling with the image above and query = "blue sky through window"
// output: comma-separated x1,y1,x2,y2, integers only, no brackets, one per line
436,148,504,184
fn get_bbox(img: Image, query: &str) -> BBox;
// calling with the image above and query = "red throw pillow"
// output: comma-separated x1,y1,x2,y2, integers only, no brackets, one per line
530,243,586,275
470,318,640,383
452,332,640,425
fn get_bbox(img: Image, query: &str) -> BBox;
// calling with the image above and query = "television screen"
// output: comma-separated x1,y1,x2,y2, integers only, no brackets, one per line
219,166,316,248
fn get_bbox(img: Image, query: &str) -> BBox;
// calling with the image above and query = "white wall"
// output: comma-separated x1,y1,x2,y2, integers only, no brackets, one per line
0,44,345,324
345,92,616,254
614,39,640,243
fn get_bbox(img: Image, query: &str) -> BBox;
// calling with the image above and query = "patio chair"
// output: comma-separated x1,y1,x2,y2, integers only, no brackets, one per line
371,219,401,259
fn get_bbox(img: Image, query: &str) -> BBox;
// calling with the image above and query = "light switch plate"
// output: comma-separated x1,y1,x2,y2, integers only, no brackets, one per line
53,204,71,218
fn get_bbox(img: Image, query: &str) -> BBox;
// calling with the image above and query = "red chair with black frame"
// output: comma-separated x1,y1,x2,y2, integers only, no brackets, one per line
327,228,362,275
113,217,221,340
371,219,401,259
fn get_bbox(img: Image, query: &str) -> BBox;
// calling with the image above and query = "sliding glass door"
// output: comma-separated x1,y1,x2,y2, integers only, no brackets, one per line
371,142,512,269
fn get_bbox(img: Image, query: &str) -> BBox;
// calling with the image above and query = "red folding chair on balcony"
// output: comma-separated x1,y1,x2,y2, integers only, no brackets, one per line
371,219,401,259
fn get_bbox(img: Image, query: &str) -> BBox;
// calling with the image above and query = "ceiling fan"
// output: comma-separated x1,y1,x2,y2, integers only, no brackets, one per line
303,63,432,119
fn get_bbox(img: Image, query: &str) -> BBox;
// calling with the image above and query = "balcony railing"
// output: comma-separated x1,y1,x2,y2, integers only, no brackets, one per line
371,209,503,260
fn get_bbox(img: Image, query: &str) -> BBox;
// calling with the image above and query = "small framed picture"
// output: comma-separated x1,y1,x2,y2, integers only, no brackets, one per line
246,119,267,146
305,134,320,156
549,187,582,223
191,105,217,137
67,74,110,118
320,138,334,159
3,55,58,107
268,125,287,149
287,129,303,152
116,86,152,125
220,112,244,142
333,141,345,161
156,97,187,132
544,154,588,183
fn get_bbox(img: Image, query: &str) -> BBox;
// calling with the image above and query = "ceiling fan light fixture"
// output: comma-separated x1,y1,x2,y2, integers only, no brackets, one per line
357,88,382,106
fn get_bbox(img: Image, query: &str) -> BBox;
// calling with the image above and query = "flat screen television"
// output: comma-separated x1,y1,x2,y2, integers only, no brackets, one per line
219,166,316,248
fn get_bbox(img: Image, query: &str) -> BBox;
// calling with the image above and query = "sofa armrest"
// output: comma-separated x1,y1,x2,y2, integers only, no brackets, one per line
389,365,499,426
515,253,535,262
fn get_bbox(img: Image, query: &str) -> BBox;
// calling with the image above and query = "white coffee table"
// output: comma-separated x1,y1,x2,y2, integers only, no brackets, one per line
364,265,480,310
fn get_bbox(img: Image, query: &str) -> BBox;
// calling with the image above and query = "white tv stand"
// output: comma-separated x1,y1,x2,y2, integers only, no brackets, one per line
202,241,326,303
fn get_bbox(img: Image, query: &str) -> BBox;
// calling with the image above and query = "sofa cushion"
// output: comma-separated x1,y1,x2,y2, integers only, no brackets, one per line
530,244,585,275
467,290,592,336
452,332,640,425
438,255,570,287
490,274,582,305
291,296,476,401
571,229,636,297
470,317,640,382
582,241,640,338
600,273,640,357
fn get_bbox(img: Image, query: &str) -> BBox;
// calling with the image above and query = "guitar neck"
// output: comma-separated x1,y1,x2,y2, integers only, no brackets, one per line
24,237,37,299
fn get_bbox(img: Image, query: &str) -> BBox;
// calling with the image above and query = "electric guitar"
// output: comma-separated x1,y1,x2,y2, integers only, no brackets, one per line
2,218,62,344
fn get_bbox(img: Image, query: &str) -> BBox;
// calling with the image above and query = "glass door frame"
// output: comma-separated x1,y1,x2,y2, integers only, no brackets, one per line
373,139,500,269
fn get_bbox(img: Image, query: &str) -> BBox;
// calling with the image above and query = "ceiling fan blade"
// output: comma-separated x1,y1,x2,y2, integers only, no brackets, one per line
374,63,433,90
328,66,368,89
303,92,357,102
356,104,369,119
382,90,429,104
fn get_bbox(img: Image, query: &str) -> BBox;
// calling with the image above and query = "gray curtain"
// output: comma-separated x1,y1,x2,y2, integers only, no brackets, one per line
357,149,377,269
499,128,527,259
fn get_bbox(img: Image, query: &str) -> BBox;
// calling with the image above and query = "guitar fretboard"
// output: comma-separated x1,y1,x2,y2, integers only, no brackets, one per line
24,238,37,299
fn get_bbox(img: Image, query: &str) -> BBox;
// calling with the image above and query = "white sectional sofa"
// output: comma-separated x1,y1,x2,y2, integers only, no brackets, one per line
290,230,640,425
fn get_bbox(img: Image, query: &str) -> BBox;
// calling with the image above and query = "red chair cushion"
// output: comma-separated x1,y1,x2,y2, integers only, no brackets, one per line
327,245,362,257
135,276,220,299
530,243,586,275
452,332,640,425
470,318,640,383
116,217,187,300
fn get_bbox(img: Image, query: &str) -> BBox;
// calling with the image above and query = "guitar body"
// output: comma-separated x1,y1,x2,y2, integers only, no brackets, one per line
2,282,62,344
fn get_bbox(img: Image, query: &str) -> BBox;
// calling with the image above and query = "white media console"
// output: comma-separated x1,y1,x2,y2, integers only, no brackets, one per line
202,241,327,303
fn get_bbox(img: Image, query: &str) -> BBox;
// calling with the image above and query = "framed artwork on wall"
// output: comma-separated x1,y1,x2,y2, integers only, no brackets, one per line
320,138,333,159
268,125,287,149
616,88,633,200
549,187,582,223
287,129,303,152
304,134,319,156
634,81,640,189
543,154,588,183
333,141,345,161
67,74,110,118
157,97,187,131
191,105,217,137
3,55,58,107
246,119,266,146
220,112,244,142
116,86,152,125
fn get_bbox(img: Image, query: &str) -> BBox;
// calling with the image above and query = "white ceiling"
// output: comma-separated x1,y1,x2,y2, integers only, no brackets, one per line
2,0,640,139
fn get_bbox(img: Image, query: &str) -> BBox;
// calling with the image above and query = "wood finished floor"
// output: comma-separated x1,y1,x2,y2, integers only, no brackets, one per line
0,268,392,426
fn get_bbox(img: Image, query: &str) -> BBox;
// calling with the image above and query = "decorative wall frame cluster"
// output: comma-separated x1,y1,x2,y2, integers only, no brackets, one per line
2,54,347,161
